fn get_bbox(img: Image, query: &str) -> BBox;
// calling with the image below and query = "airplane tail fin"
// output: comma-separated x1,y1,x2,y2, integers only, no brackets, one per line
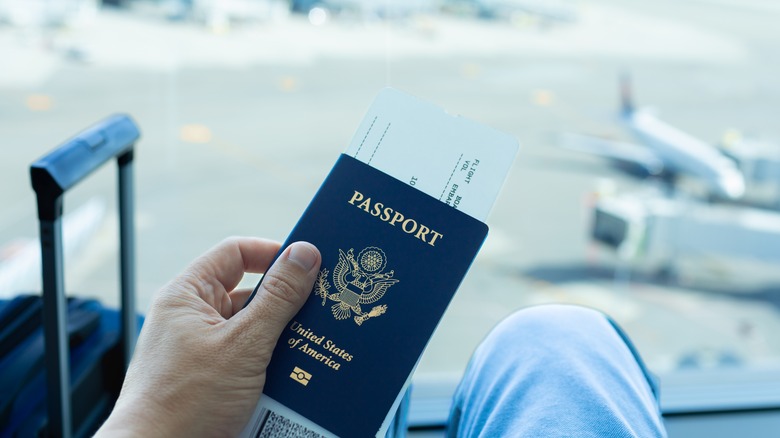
620,71,634,116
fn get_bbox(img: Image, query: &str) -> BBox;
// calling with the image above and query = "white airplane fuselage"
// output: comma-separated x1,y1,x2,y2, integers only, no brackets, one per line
624,109,745,199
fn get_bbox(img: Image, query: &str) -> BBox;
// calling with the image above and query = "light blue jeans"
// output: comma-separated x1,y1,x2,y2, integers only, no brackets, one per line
447,305,667,437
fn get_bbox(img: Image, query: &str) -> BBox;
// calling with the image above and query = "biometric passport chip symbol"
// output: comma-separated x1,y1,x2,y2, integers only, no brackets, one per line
315,247,399,325
290,367,312,386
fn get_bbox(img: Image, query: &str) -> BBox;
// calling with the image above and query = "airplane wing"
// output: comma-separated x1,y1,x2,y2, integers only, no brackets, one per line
560,132,665,178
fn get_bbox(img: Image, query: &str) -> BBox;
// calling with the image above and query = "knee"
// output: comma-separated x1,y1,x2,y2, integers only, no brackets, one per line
492,304,610,343
452,305,665,438
473,304,621,365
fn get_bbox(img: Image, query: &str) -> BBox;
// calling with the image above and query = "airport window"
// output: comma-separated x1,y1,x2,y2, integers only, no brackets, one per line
2,0,780,431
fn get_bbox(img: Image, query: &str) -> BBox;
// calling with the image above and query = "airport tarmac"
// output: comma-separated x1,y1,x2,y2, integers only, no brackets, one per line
2,0,780,381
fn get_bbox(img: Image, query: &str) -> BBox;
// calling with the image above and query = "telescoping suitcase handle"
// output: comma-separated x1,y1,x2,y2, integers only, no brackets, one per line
30,114,140,438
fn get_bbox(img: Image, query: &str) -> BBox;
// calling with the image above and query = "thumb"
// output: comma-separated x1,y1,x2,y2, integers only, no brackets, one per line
233,242,321,352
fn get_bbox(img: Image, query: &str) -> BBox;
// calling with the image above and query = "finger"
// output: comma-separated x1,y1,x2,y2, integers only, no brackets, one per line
184,237,281,297
228,288,255,316
231,242,321,348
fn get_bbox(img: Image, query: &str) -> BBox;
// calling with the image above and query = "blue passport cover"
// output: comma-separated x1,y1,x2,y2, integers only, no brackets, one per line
258,154,488,438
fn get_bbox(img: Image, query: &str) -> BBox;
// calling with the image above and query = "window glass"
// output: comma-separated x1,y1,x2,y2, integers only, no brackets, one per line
2,0,779,388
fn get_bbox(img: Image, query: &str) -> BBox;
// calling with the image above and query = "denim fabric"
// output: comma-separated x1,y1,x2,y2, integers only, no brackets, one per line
447,305,666,437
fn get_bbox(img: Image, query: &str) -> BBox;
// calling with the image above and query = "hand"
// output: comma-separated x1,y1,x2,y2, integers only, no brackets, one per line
96,237,321,437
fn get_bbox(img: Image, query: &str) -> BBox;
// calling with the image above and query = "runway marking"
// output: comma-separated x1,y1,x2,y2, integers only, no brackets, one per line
532,89,554,107
25,94,53,111
180,124,213,143
279,76,298,92
177,122,308,186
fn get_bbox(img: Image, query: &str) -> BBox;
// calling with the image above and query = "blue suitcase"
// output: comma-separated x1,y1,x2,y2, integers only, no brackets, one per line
0,115,142,438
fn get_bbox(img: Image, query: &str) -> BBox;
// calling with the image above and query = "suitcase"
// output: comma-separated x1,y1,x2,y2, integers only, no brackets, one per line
0,295,134,437
0,114,142,438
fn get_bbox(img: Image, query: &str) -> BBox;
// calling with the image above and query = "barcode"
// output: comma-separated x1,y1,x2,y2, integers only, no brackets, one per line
255,407,326,438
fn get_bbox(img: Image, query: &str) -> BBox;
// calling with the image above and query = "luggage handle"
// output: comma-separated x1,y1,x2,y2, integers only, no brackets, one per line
30,114,140,438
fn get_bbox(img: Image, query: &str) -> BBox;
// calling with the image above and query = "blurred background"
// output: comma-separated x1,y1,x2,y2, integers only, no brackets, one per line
2,0,780,431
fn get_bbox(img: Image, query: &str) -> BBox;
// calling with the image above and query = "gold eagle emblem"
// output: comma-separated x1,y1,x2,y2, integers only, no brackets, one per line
314,247,399,325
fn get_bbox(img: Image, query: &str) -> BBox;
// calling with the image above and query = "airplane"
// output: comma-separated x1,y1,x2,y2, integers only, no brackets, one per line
620,75,747,200
562,74,746,201
559,75,780,275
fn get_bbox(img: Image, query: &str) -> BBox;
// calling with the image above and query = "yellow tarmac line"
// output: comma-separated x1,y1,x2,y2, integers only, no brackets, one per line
178,123,319,188
532,89,554,107
25,94,54,111
279,76,298,92
179,124,212,143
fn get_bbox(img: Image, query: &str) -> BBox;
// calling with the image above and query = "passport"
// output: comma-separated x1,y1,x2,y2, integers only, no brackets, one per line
240,89,518,438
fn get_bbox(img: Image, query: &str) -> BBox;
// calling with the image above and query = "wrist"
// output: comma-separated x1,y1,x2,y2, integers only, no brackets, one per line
95,395,178,437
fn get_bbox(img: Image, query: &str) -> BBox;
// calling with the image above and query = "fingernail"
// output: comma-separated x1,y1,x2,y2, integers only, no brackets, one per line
287,242,318,271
